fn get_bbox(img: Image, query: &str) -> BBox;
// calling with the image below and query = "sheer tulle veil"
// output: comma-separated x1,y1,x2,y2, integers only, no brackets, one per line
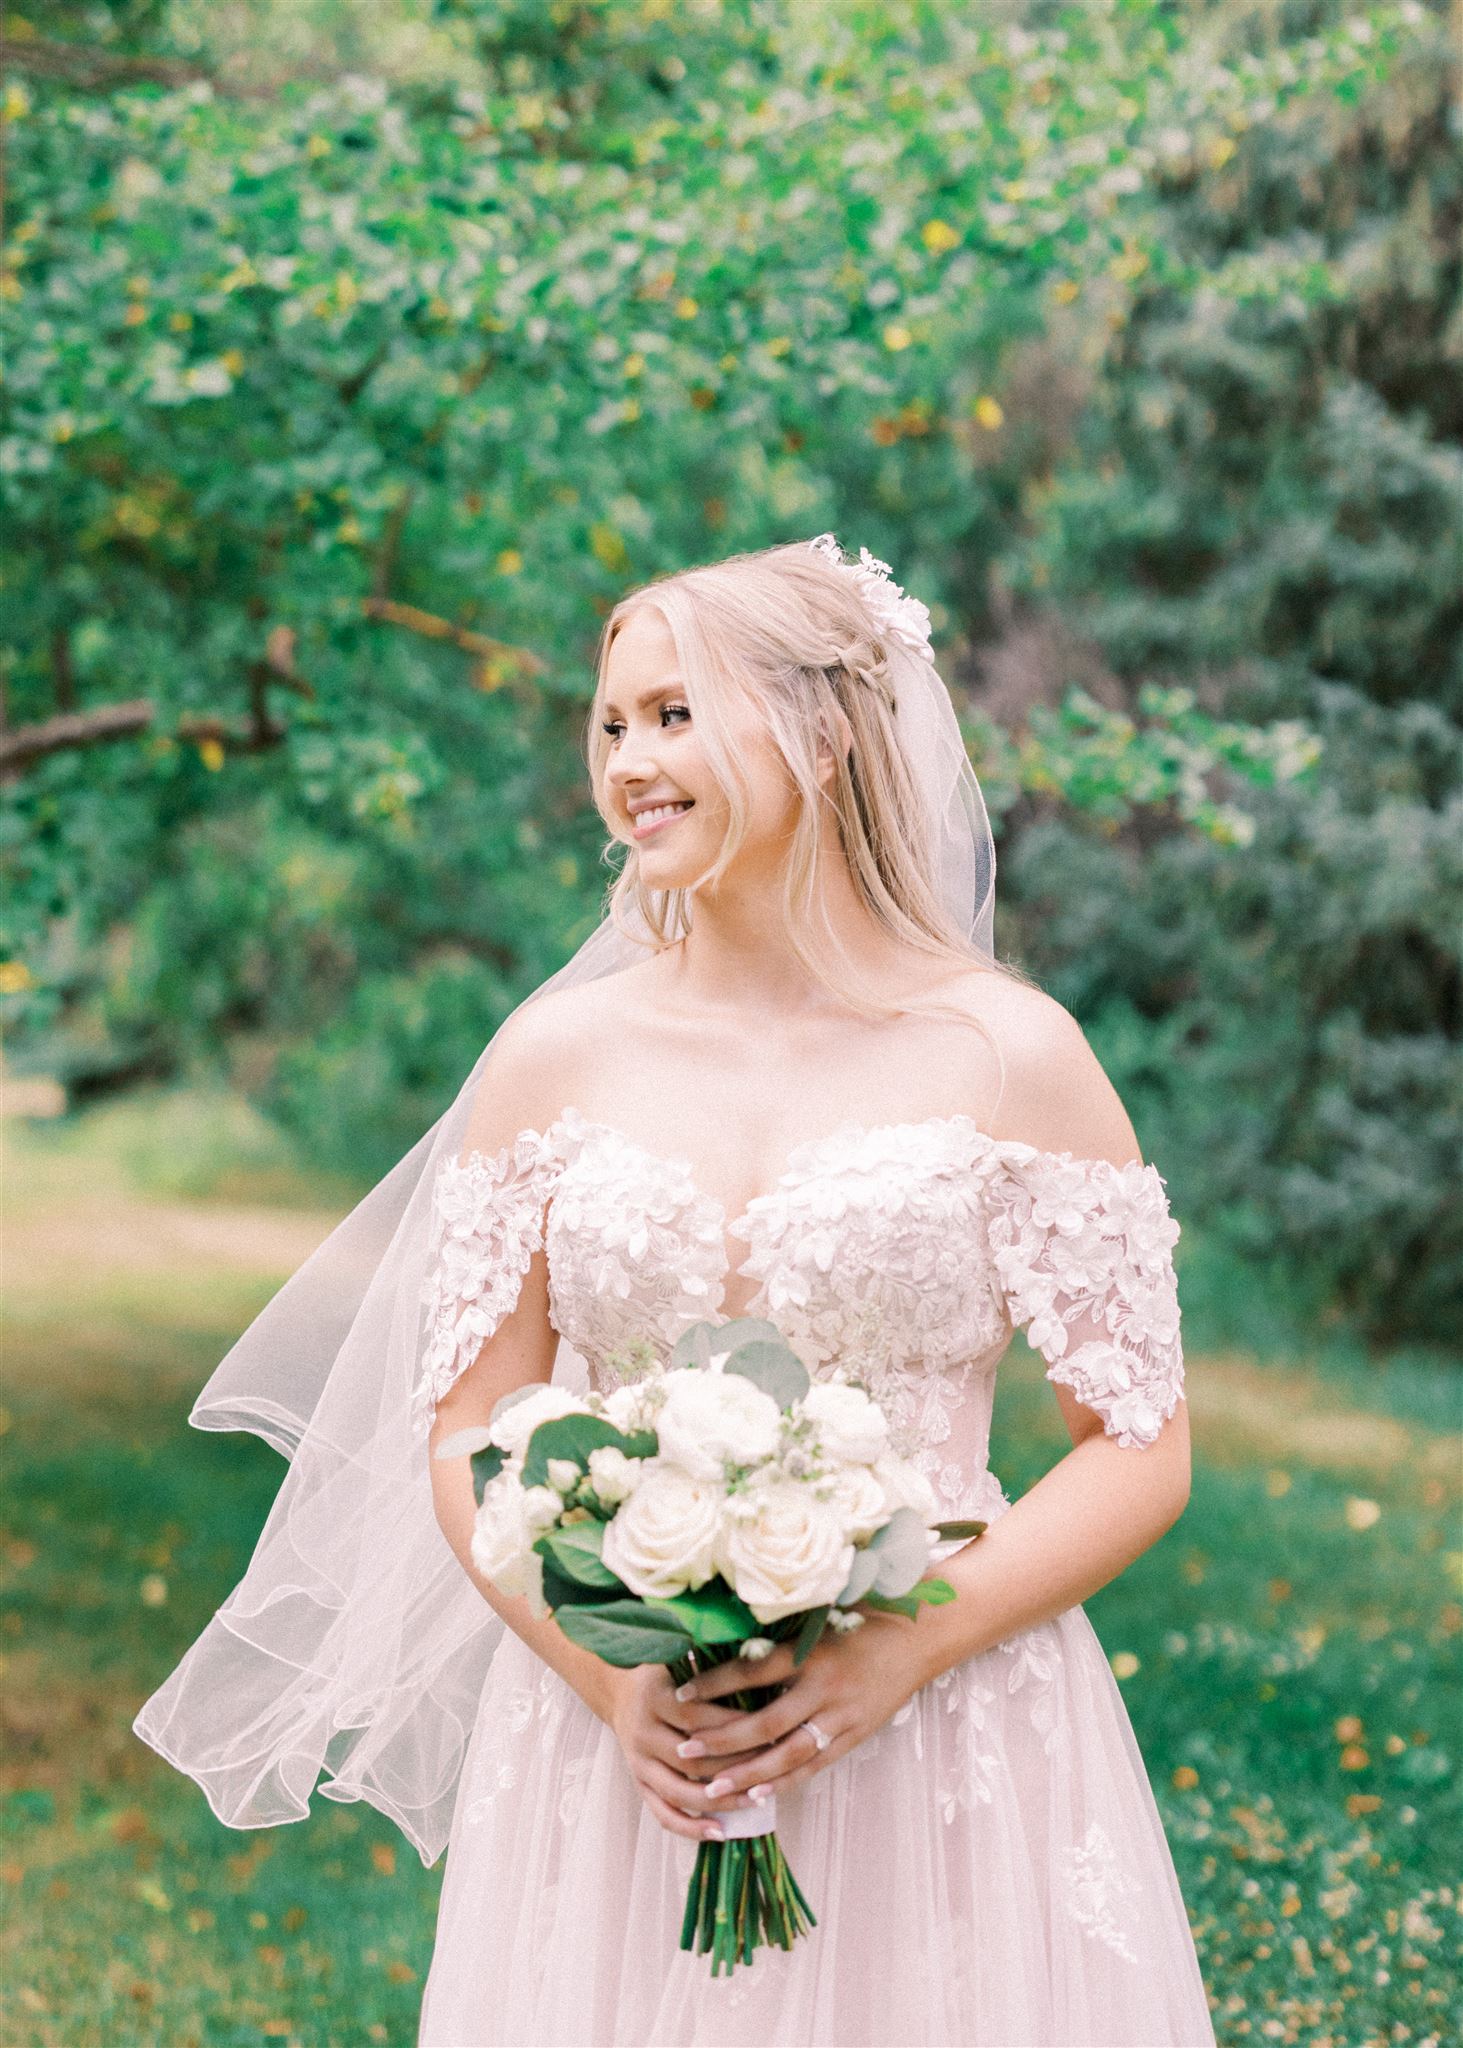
132,537,998,1865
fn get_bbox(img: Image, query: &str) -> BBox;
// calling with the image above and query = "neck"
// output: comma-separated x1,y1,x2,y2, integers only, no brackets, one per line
655,842,910,1021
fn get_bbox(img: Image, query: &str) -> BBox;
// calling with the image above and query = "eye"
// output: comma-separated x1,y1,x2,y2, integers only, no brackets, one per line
600,703,691,742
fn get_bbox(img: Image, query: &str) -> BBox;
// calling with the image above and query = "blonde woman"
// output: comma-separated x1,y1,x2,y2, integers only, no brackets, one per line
137,537,1214,2046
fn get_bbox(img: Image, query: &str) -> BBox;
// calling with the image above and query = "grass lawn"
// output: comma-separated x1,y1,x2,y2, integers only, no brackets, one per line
2,1087,1458,2047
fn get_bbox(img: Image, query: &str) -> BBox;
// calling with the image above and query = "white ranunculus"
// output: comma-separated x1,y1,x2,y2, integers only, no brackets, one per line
586,1444,644,1507
470,1473,561,1595
818,1459,890,1544
717,1479,855,1624
871,1451,939,1526
600,1461,723,1599
799,1381,889,1465
654,1368,783,1481
490,1385,589,1461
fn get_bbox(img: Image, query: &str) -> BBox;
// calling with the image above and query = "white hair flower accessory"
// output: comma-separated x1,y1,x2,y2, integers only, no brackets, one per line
807,531,936,668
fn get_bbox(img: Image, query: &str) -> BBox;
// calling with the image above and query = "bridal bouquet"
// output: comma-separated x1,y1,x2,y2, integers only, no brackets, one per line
436,1316,987,1977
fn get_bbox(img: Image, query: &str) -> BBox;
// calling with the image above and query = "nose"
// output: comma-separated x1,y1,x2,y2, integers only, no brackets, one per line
605,727,662,790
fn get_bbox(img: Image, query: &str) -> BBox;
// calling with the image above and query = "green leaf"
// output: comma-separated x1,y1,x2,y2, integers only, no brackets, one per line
536,1520,624,1590
521,1413,651,1488
468,1443,506,1506
720,1339,809,1409
792,1602,830,1667
551,1600,695,1668
641,1579,759,1647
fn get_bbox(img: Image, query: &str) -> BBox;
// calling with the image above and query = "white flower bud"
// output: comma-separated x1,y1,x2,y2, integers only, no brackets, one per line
545,1458,582,1495
741,1636,776,1661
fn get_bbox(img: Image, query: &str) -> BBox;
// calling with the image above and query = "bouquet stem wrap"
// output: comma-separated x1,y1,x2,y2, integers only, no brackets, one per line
670,1650,813,1974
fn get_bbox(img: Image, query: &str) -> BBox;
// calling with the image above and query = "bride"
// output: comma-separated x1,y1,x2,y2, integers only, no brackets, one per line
136,535,1215,2046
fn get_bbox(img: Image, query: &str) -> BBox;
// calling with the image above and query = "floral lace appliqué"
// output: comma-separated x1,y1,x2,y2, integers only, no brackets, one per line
413,1107,1187,1507
462,1658,572,1829
1060,1818,1144,1963
984,1142,1185,1448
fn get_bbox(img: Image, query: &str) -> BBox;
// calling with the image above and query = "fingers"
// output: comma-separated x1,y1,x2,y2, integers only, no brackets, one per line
647,1666,753,1739
668,1682,817,1760
638,1781,719,1843
674,1646,798,1704
667,1717,843,1808
639,1755,760,1829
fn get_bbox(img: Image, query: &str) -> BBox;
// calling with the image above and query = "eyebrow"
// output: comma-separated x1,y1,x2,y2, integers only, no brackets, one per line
600,679,686,717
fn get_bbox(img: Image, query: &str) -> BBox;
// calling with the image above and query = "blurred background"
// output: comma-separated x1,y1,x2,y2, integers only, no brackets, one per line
1,2,1458,2044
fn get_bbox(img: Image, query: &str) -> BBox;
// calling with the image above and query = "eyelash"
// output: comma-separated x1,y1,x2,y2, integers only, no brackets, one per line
600,703,691,742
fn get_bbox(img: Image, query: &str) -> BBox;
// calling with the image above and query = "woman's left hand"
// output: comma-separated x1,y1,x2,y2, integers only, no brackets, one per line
669,1613,924,1806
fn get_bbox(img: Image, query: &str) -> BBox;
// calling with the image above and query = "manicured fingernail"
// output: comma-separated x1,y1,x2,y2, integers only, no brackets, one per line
675,1682,695,1702
704,1775,735,1797
747,1783,770,1804
704,1824,724,1841
676,1737,706,1758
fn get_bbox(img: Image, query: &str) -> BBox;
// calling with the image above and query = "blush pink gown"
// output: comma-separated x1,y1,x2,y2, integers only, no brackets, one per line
413,1107,1215,2047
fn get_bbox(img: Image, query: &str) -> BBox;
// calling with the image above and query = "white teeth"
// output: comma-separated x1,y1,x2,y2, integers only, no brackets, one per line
636,802,692,829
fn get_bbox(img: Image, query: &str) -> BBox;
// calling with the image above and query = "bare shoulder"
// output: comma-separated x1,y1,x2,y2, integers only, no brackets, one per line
939,966,1144,1169
457,973,612,1155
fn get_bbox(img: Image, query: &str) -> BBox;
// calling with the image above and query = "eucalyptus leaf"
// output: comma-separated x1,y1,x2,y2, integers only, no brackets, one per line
868,1509,934,1598
669,1322,719,1371
434,1425,497,1462
720,1340,809,1409
836,1544,884,1607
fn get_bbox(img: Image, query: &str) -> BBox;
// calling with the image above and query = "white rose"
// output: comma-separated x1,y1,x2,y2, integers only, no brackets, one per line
718,1479,855,1624
818,1459,890,1543
799,1381,889,1465
545,1457,582,1495
586,1444,644,1507
470,1473,561,1596
654,1369,782,1481
490,1385,588,1461
871,1451,939,1526
602,1382,651,1433
600,1461,723,1599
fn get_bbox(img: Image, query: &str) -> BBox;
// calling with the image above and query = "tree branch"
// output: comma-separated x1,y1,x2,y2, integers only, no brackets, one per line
0,35,273,100
361,596,547,678
0,699,155,775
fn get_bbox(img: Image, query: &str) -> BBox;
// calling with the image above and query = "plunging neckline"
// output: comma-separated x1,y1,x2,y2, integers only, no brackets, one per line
540,1104,995,1323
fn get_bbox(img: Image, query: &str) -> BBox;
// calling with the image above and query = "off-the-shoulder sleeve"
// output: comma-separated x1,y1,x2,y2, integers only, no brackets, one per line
984,1141,1185,1449
413,1127,561,1436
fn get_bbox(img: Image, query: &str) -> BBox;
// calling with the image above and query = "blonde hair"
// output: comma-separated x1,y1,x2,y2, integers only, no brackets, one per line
583,538,1038,1077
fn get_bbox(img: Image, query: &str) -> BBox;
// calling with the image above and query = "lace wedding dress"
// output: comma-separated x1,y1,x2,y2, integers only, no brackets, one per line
413,1105,1216,2048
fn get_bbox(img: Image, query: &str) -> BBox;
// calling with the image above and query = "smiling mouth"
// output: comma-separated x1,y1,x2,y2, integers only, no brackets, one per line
631,801,695,839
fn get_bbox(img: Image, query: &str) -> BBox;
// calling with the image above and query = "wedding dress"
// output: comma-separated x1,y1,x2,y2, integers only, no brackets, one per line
413,1103,1216,2048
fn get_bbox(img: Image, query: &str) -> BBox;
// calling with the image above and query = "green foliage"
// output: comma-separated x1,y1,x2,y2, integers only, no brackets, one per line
999,0,1461,1347
1,0,1448,1346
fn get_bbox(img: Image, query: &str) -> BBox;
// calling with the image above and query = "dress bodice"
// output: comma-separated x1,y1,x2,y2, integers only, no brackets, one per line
415,1104,1187,1523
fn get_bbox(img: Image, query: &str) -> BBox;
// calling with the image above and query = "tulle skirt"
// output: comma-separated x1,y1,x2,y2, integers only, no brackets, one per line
417,1553,1216,2047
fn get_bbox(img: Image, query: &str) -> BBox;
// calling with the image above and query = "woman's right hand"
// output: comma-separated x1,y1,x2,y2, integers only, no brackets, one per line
602,1663,779,1843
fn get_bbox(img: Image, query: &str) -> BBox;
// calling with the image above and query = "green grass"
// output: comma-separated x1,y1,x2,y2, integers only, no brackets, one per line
1,1092,1459,2047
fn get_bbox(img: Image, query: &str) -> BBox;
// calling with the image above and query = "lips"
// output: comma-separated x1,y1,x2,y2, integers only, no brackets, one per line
631,800,694,839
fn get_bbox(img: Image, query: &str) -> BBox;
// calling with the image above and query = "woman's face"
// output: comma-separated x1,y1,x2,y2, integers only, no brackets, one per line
598,605,802,895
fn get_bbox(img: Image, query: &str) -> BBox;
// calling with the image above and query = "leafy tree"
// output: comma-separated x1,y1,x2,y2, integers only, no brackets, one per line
998,0,1461,1347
